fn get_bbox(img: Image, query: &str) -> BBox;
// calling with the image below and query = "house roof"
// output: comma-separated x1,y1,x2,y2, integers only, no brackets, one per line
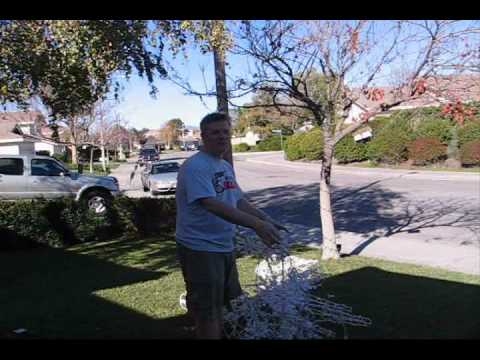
352,74,480,111
0,111,68,144
0,111,45,125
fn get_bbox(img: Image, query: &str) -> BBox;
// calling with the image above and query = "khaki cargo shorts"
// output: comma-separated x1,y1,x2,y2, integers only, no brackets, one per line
176,243,243,322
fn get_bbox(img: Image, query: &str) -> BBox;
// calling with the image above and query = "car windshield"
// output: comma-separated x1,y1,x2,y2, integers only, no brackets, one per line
141,149,157,155
151,163,180,174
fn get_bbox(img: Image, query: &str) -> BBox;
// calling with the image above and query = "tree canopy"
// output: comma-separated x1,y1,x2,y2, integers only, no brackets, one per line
0,20,169,119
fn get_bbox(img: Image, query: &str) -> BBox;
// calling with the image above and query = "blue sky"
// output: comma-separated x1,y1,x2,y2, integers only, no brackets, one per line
114,37,252,130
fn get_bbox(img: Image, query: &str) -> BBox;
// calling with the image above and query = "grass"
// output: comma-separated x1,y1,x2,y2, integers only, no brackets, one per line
1,237,479,339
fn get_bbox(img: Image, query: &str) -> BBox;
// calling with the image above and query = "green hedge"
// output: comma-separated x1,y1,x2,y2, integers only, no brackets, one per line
0,197,176,251
334,135,368,164
366,117,414,164
256,136,283,151
413,118,455,145
458,121,480,148
233,143,250,152
285,128,324,161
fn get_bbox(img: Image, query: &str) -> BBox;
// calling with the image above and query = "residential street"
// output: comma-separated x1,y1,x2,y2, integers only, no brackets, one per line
112,151,480,275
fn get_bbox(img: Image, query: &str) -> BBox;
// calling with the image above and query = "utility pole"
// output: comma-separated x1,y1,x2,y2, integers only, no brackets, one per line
213,20,233,167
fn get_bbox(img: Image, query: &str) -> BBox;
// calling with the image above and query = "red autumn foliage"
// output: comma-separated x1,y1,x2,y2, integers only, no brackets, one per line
460,140,480,166
350,30,360,54
441,100,478,126
408,137,447,165
413,79,427,96
364,88,384,101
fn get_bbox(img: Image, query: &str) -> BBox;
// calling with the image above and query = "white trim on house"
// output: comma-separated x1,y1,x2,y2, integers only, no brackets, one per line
0,138,30,144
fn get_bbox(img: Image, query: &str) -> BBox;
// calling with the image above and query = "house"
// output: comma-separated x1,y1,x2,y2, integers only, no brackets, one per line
0,112,67,156
183,126,201,141
231,128,265,147
295,120,315,133
345,74,480,141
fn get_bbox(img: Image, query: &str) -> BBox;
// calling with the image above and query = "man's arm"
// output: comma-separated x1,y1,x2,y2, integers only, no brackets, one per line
199,197,281,246
237,198,289,233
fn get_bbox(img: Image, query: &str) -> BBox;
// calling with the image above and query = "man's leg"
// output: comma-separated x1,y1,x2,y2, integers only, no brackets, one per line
194,310,223,339
177,244,226,340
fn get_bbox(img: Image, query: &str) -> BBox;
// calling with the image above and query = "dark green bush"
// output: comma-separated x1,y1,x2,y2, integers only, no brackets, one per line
413,118,455,144
460,140,480,166
285,133,305,160
366,117,413,164
0,197,177,251
36,150,51,156
284,128,324,161
233,143,250,152
51,152,69,164
408,138,447,165
256,136,283,151
300,128,324,160
458,121,480,148
334,135,368,163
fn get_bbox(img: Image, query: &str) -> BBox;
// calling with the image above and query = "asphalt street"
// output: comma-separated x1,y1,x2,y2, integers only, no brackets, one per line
112,151,480,275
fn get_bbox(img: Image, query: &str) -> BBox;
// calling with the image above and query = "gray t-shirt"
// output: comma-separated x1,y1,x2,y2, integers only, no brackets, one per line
175,151,243,252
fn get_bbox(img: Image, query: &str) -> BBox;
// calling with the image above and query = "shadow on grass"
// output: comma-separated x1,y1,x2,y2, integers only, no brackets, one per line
316,266,480,339
0,239,195,339
243,182,480,253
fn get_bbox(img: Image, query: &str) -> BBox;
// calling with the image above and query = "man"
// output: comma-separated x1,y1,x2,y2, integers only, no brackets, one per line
176,112,287,339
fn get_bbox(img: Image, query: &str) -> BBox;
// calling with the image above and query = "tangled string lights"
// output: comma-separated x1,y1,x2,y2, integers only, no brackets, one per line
222,232,371,339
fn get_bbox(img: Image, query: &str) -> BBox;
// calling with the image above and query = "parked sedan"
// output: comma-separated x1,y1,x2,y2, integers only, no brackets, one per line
141,160,180,195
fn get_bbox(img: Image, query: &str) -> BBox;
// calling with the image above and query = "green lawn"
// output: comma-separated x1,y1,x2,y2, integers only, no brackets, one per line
1,237,479,339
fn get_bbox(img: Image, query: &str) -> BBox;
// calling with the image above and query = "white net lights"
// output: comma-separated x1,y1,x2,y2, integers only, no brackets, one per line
223,232,372,339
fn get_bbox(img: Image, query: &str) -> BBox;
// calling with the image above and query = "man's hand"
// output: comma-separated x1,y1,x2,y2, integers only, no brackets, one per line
269,220,290,233
253,220,282,247
263,217,289,233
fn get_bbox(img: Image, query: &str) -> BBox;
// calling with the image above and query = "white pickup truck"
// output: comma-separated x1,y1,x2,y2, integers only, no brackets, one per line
0,154,120,213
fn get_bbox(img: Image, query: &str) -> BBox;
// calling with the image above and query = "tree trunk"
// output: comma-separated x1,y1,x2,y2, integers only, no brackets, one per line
70,144,78,166
100,127,107,172
320,141,340,260
89,146,94,173
213,42,233,167
101,145,106,172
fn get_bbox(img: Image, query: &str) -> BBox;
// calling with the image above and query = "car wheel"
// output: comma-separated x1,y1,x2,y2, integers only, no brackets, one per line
83,190,112,214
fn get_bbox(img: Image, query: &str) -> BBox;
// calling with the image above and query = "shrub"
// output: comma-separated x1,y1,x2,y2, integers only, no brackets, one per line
408,138,447,165
300,128,324,160
334,135,368,164
256,136,282,151
285,129,324,161
366,117,413,164
52,152,69,163
458,120,480,148
233,143,250,152
285,133,305,160
460,140,480,166
413,118,455,144
0,197,177,251
36,150,51,156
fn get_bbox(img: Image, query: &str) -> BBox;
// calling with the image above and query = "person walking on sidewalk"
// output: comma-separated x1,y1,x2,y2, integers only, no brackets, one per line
175,112,288,339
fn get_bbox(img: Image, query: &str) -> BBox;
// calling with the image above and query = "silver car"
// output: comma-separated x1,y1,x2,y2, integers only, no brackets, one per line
0,154,120,213
141,160,180,195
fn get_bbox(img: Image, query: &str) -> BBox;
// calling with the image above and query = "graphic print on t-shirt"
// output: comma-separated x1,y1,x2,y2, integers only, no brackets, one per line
213,171,237,194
